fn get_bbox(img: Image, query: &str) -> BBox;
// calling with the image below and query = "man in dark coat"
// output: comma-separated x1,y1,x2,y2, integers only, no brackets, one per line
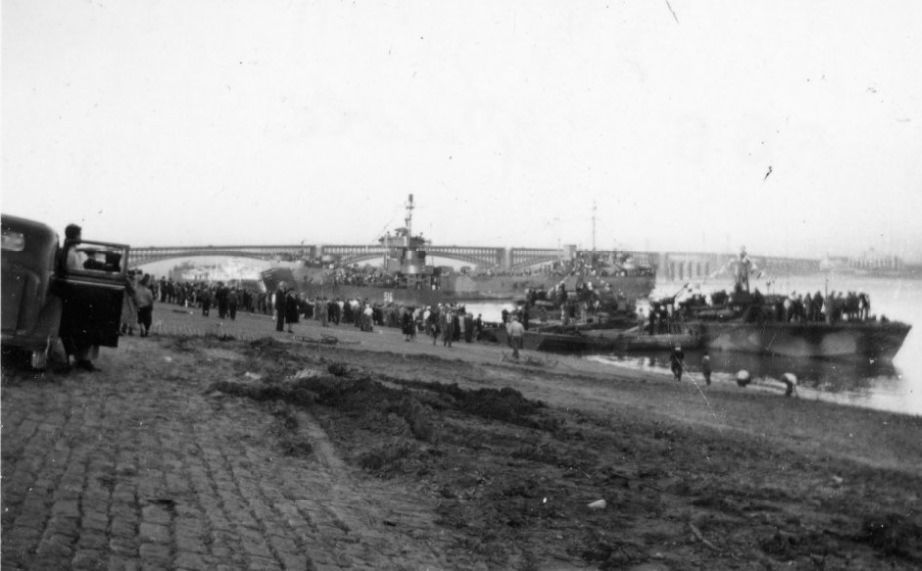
200,286,213,317
227,287,239,320
401,306,416,341
670,345,685,382
285,291,300,333
58,223,101,371
274,282,287,332
216,282,229,318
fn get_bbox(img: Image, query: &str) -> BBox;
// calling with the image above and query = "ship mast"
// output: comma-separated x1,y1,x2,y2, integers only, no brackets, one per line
405,194,414,238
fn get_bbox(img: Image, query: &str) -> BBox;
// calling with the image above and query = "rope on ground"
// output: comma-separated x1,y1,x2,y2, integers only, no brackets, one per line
689,522,719,551
680,361,724,436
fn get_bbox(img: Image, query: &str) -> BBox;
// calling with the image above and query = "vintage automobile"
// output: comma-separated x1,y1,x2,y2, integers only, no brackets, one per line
1,214,130,369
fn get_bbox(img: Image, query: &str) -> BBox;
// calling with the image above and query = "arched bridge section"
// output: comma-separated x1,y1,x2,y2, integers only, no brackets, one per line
430,245,506,268
326,244,508,268
129,245,312,267
508,248,567,270
129,244,555,270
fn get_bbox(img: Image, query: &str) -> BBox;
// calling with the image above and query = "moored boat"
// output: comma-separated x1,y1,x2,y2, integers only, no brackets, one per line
666,278,912,362
488,324,698,355
490,326,621,353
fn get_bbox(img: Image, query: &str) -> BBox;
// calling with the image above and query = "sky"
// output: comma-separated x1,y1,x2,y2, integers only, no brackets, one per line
3,0,921,262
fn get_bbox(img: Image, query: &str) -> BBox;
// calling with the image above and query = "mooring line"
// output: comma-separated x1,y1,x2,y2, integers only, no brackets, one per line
680,360,724,435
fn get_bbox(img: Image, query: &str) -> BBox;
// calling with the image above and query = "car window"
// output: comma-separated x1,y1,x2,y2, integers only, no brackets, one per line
1,230,26,252
66,241,129,278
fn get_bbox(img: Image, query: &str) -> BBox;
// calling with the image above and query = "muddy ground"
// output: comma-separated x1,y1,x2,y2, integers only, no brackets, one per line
212,338,922,569
3,308,922,570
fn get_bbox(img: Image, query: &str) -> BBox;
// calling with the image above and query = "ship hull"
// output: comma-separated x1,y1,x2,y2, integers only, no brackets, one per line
490,321,911,361
696,321,911,361
264,266,656,304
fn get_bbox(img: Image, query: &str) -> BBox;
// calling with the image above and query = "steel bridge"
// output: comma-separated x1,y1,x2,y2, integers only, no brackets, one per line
127,243,819,278
128,243,568,271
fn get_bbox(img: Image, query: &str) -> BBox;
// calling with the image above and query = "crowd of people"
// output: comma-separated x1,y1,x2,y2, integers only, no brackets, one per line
148,277,495,345
132,274,633,365
519,280,636,326
155,279,264,316
468,251,654,280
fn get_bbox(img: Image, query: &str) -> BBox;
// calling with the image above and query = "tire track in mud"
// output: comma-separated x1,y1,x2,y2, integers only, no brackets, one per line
281,408,450,570
157,345,315,570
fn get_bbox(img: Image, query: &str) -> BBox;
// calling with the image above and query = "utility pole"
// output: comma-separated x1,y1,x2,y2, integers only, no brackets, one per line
591,201,597,253
383,232,389,269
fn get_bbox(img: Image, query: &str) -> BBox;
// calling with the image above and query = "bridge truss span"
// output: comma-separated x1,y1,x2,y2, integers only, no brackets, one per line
427,246,505,269
508,247,565,271
127,243,820,277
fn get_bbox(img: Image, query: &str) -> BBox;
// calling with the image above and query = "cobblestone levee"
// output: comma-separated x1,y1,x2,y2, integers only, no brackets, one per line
1,310,465,570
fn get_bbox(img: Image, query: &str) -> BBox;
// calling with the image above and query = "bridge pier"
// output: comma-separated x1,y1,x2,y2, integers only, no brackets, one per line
657,252,724,283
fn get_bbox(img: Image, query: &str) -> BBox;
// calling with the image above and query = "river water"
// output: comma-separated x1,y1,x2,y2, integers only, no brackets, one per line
468,275,922,417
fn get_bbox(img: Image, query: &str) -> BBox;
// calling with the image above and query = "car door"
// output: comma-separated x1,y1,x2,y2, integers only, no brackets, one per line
57,240,131,348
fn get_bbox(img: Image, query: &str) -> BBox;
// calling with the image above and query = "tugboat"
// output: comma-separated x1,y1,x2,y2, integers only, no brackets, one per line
262,195,656,305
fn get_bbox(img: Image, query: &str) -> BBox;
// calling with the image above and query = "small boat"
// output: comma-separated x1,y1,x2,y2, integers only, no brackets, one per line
488,323,697,355
608,330,702,352
673,283,912,362
490,326,622,353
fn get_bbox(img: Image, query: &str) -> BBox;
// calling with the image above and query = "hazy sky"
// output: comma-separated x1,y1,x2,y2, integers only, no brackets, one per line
3,0,921,261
